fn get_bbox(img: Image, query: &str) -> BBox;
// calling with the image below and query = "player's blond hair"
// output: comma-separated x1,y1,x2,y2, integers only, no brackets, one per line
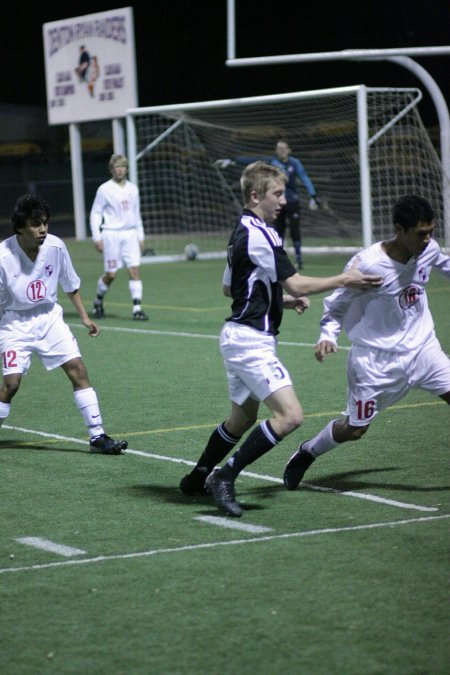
109,154,129,171
240,161,286,204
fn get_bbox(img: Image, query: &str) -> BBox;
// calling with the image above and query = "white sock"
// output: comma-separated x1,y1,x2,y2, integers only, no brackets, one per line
74,387,104,438
96,277,109,298
303,419,340,457
129,280,143,311
0,401,11,427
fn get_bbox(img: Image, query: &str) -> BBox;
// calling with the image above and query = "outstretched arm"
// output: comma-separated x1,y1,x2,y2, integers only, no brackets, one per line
291,157,316,197
281,259,383,297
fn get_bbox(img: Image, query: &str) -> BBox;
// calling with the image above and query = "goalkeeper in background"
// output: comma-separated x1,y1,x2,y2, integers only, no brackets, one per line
216,140,320,269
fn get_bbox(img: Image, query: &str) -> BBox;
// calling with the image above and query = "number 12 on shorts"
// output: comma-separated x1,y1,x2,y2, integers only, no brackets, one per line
2,350,18,369
356,399,376,420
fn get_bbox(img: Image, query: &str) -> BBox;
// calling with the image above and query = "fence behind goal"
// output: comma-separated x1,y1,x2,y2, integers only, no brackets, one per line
126,85,447,258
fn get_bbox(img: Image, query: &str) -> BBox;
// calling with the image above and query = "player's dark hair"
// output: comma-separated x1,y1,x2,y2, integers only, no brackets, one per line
12,194,50,234
393,195,434,230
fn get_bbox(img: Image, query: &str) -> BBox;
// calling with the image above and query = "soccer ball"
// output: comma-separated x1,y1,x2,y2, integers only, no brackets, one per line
184,243,199,260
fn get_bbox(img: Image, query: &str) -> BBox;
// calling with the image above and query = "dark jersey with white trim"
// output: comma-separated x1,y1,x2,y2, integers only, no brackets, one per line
223,209,297,335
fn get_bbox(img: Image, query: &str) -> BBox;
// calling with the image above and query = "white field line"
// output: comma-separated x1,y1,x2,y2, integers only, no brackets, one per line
1,514,448,575
67,323,350,350
16,537,86,557
195,516,273,533
3,424,438,513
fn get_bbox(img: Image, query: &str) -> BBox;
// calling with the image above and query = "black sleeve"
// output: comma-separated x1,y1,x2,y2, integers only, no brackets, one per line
274,247,297,281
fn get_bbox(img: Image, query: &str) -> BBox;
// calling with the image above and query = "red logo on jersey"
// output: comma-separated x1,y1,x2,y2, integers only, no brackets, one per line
26,280,47,302
399,285,421,309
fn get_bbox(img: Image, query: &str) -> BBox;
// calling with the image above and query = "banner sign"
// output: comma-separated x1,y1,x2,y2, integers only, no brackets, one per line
43,7,138,125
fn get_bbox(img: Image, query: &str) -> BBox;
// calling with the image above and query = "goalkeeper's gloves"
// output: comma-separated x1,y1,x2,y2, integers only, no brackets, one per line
308,195,321,211
214,158,235,169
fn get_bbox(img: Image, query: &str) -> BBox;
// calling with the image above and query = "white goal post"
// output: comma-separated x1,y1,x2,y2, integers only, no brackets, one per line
126,84,448,258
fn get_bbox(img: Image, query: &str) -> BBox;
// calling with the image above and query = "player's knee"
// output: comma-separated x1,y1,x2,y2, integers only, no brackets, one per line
63,359,89,387
282,407,304,435
128,267,140,280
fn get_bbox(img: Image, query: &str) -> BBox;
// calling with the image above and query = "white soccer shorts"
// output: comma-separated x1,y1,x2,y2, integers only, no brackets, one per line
219,322,293,405
0,311,81,375
101,229,141,272
345,332,450,426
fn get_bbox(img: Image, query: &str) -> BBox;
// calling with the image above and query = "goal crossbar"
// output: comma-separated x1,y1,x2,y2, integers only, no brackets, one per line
126,84,448,258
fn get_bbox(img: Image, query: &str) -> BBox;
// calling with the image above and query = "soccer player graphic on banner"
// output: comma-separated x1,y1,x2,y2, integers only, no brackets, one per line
283,195,450,490
180,161,383,517
90,153,148,321
75,45,91,82
0,194,128,455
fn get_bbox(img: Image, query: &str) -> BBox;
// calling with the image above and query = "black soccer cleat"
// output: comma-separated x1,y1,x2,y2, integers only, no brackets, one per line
132,310,149,321
93,303,105,319
179,469,209,496
283,443,315,490
205,468,242,517
90,434,128,455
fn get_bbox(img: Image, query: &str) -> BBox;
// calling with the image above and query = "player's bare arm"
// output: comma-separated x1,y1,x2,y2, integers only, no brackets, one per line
67,290,100,337
315,340,338,363
281,260,383,297
94,240,103,253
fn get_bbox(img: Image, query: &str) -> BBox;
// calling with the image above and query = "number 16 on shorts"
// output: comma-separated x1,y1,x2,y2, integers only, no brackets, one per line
356,398,376,421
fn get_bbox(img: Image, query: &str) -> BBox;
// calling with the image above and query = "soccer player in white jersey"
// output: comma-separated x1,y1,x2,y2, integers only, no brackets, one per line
0,193,128,454
90,153,148,321
179,161,383,517
283,195,450,489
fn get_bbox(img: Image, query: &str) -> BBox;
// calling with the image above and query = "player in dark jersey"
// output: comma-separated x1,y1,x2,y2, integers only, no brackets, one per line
216,140,320,268
180,161,382,517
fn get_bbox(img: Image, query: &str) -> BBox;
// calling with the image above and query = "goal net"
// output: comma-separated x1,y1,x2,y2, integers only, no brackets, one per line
126,85,448,258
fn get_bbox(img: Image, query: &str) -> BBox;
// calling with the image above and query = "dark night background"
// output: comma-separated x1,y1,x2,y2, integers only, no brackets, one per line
4,0,450,120
2,0,449,232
